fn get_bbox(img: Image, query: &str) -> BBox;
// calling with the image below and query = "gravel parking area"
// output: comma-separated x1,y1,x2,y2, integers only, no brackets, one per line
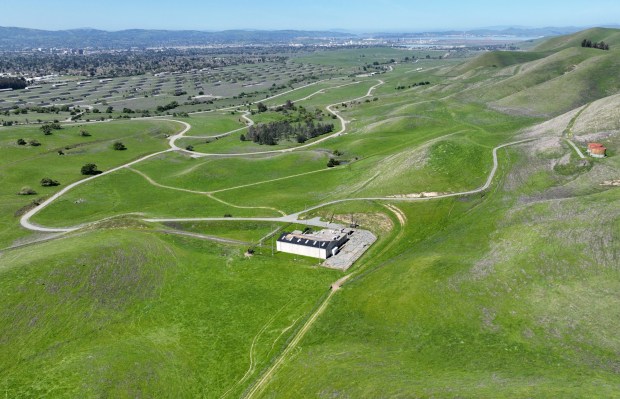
323,229,376,270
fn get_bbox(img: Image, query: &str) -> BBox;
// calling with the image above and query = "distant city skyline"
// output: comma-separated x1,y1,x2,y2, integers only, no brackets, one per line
1,0,619,32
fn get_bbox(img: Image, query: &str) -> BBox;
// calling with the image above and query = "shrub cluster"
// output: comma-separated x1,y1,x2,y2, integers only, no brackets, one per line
581,39,610,50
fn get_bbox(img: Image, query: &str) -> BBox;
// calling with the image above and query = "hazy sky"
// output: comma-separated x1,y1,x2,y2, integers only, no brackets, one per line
1,0,618,31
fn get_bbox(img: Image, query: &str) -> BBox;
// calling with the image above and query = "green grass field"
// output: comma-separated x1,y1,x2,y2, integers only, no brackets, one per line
0,229,339,398
1,29,619,398
0,119,180,246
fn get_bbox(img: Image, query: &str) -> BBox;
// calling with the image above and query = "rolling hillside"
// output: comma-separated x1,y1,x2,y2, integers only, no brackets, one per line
441,28,620,117
0,27,618,398
453,50,546,74
533,27,620,52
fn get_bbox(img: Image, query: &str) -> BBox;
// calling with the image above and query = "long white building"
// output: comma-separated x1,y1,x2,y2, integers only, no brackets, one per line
276,229,351,260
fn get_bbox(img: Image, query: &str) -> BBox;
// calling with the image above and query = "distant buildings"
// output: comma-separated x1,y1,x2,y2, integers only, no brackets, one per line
276,229,352,260
587,143,607,158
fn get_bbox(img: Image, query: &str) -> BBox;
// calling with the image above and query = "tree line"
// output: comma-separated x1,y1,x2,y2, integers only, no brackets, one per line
242,120,334,145
396,81,431,90
0,77,27,90
581,39,610,50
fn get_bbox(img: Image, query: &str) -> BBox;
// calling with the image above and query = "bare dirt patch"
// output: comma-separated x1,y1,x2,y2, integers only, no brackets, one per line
521,107,582,139
573,131,616,144
331,212,393,233
601,180,620,187
387,191,448,199
573,93,620,134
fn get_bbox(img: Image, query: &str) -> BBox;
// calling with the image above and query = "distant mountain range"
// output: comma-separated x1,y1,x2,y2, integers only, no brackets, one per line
0,25,616,50
373,26,587,38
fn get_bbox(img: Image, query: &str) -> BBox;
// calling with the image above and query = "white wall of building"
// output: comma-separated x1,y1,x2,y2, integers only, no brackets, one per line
276,241,327,259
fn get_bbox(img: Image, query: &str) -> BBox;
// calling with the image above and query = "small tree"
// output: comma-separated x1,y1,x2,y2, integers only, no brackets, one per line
327,158,340,168
185,145,194,151
29,139,41,146
79,130,91,137
81,163,102,175
113,141,127,151
239,133,246,141
16,138,27,145
257,102,268,113
40,124,53,135
105,106,114,113
40,178,60,187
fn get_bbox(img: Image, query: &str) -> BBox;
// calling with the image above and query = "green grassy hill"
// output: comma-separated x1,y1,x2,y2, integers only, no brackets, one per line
454,50,546,74
491,49,620,116
262,189,620,398
533,27,620,52
448,47,592,106
442,28,620,117
0,27,619,398
252,93,620,397
0,228,338,398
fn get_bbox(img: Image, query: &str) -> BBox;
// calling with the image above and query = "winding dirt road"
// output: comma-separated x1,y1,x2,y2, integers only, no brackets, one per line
144,137,536,229
18,67,536,244
18,79,385,233
19,119,191,233
14,65,541,398
176,79,385,158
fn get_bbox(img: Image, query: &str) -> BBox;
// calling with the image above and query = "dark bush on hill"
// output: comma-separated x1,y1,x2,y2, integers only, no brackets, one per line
40,122,62,135
157,101,179,112
113,141,127,150
81,163,102,175
327,158,340,167
257,102,268,113
40,178,60,187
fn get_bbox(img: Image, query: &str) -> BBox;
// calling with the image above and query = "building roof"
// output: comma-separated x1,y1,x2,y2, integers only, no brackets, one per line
277,230,348,250
588,143,606,149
